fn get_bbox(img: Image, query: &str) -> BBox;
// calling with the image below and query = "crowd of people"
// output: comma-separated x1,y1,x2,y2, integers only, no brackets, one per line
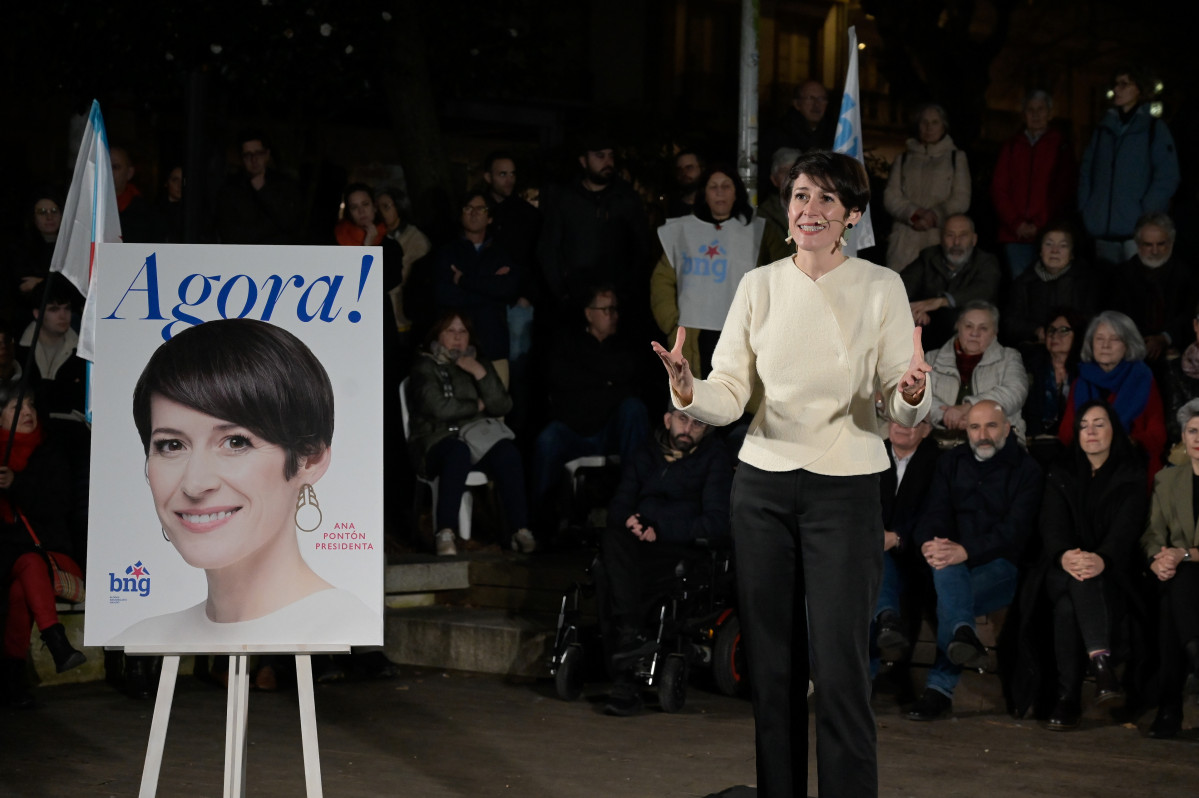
2,62,1196,755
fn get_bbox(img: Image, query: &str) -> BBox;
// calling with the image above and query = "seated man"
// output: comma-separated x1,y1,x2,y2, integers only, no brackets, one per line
906,401,1042,721
600,405,734,716
901,214,1002,350
531,284,650,528
873,419,940,670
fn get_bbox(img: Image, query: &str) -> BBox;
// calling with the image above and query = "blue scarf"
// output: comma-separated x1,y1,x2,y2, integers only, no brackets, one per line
1074,360,1153,431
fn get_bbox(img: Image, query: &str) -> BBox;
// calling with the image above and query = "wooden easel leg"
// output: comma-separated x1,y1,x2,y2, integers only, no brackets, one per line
223,655,251,798
295,654,325,798
137,654,180,798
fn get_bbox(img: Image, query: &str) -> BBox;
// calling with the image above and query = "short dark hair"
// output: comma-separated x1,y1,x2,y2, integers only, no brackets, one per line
132,319,334,480
1037,219,1078,252
43,273,78,307
692,164,753,225
1113,65,1154,98
675,148,704,168
483,152,516,173
425,309,476,349
237,130,271,150
0,384,34,411
341,182,375,220
781,151,870,212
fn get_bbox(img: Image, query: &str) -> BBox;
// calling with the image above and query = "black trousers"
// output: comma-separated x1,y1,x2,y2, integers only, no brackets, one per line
1046,568,1112,696
600,526,702,632
1157,562,1199,710
731,464,882,798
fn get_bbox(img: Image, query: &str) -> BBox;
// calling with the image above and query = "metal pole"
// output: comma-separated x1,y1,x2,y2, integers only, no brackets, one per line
737,0,760,205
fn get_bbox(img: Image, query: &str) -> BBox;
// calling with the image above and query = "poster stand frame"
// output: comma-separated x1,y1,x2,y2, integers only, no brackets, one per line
127,645,350,798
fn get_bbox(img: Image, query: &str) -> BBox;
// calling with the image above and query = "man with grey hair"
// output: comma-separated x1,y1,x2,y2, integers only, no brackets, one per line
906,400,1042,720
900,214,1002,349
756,147,802,247
992,89,1077,280
1106,212,1196,363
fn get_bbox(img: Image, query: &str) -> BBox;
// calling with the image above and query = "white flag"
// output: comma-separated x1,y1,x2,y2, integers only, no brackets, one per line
49,99,123,362
833,26,875,255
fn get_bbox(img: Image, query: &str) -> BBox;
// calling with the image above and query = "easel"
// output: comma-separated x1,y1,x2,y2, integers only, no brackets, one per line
127,644,349,798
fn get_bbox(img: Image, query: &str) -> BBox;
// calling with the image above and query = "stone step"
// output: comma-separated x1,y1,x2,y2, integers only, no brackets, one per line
384,605,557,678
384,559,471,593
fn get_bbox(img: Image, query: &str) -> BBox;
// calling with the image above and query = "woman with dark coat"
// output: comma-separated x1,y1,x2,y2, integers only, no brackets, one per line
1038,400,1147,730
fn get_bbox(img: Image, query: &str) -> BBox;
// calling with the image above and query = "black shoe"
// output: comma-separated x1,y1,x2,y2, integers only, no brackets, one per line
603,677,643,716
905,689,952,721
946,625,988,670
1091,653,1124,707
1149,705,1182,739
39,623,86,674
124,656,154,700
1043,696,1081,731
875,611,911,663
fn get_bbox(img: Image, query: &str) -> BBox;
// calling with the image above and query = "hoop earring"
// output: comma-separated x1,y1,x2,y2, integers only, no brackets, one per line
162,527,170,543
295,484,322,532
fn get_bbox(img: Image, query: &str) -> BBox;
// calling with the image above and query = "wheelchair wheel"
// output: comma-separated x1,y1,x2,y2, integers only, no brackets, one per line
555,644,585,701
657,654,688,713
713,615,746,697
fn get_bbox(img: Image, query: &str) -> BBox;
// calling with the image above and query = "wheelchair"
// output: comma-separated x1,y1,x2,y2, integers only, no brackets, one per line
548,540,746,712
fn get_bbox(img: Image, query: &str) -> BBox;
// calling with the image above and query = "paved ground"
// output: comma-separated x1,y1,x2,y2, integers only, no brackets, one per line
2,665,1197,797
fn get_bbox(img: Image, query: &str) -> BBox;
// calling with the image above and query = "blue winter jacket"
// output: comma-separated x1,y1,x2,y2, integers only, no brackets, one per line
1078,104,1180,240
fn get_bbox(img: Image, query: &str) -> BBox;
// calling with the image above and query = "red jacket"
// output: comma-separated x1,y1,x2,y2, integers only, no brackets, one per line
1058,377,1166,485
991,127,1076,244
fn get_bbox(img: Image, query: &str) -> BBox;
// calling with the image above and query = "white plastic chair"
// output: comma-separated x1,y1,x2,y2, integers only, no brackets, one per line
399,377,489,541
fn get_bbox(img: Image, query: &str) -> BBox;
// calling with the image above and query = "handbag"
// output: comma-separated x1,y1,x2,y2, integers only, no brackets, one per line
16,508,86,603
458,416,516,464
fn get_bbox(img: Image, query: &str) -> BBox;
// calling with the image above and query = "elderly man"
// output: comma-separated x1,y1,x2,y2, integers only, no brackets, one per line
1106,213,1196,364
757,147,802,250
872,419,940,668
758,80,835,192
906,401,1042,720
901,215,1002,350
600,405,734,715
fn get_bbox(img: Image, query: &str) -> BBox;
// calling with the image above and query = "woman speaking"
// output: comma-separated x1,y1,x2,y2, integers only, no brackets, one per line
654,151,931,797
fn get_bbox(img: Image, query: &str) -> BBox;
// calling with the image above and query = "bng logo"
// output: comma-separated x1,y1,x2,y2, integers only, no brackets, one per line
110,561,152,597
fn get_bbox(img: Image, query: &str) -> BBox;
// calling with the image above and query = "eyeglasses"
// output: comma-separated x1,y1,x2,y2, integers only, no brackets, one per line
241,150,268,160
589,305,620,315
1046,326,1073,336
35,207,62,216
463,204,489,215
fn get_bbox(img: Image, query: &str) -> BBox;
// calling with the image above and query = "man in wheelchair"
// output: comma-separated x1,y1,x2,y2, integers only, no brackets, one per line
599,405,735,715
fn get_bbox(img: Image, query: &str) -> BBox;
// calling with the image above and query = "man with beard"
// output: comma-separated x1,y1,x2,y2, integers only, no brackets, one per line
665,149,704,218
905,401,1042,721
1105,213,1196,365
537,134,651,333
900,214,1002,350
598,405,734,715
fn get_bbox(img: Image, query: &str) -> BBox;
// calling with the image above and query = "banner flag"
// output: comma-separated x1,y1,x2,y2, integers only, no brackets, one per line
833,26,876,255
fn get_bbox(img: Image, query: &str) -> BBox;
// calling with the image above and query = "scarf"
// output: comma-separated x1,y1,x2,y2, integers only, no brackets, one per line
1181,343,1199,380
428,342,477,366
954,340,984,391
1074,360,1153,431
1034,261,1072,282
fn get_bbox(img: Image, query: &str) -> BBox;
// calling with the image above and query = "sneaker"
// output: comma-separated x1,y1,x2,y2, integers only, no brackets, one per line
511,528,537,554
875,610,911,663
946,625,988,670
435,529,457,556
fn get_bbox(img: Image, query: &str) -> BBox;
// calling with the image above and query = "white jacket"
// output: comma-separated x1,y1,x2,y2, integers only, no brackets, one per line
927,337,1028,442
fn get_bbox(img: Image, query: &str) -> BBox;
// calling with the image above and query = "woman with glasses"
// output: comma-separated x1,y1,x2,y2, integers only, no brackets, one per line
1022,307,1086,464
431,191,518,381
1003,221,1098,347
12,191,65,314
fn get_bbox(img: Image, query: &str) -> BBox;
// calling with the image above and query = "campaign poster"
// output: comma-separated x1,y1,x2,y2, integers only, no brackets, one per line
83,244,384,652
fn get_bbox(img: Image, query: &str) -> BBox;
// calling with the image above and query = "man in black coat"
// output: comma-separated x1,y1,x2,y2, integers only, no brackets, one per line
600,406,734,715
906,401,1043,720
872,419,940,667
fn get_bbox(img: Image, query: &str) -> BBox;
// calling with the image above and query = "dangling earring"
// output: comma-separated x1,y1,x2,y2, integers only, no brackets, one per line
162,527,170,542
784,234,793,244
295,484,322,532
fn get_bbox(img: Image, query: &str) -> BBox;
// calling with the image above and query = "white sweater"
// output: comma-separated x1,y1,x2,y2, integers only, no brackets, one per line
675,257,931,475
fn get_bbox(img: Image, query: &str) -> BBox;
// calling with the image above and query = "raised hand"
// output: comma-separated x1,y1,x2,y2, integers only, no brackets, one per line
651,327,694,405
899,327,931,404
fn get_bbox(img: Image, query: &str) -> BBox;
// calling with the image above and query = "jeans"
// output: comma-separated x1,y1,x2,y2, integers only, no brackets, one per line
425,437,528,537
1002,243,1037,281
531,397,649,505
925,558,1019,698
